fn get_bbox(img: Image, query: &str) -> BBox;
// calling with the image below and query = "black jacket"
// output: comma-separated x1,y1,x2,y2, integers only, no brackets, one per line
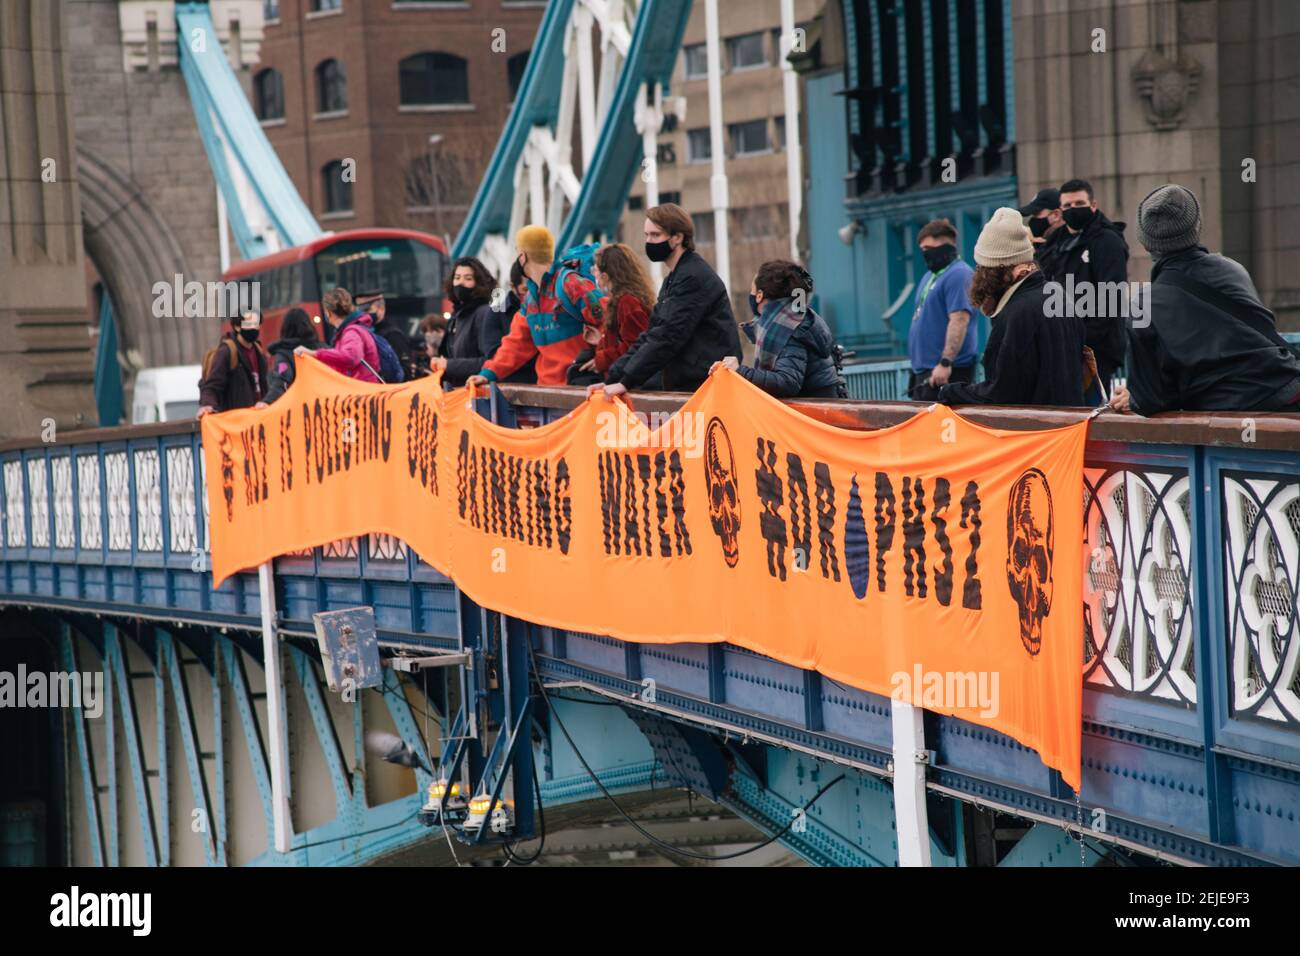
198,333,270,412
263,335,319,404
439,298,509,387
1040,211,1130,381
606,250,742,392
1126,247,1300,414
940,271,1086,408
739,307,844,399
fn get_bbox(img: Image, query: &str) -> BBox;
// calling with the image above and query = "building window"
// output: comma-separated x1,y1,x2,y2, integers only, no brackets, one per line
399,52,469,106
322,160,353,214
311,0,341,12
726,32,766,71
694,213,715,245
775,115,786,150
263,0,280,21
507,51,530,101
683,43,708,79
316,59,347,113
687,128,712,164
728,119,769,157
657,191,682,207
254,68,284,120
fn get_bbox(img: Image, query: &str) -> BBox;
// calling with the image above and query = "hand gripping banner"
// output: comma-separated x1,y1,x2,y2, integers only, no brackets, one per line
202,357,1088,789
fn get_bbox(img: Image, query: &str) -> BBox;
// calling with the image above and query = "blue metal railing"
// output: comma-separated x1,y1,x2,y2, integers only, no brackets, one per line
1,392,1299,865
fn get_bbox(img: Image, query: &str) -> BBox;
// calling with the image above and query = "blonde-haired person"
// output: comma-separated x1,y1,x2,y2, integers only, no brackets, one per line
465,224,605,388
938,208,1086,407
567,243,654,386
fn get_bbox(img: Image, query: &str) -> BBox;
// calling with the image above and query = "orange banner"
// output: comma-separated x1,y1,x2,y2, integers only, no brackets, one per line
202,357,1087,789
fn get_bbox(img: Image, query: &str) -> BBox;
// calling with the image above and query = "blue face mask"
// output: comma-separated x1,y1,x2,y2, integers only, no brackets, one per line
748,294,760,318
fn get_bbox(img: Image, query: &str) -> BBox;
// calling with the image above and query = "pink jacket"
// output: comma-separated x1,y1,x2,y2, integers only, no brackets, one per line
314,312,381,383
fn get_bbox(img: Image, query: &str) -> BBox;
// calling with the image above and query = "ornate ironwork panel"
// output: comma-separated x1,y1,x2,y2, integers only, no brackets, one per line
52,456,74,549
1223,472,1300,725
1082,467,1196,705
106,452,131,551
166,446,198,554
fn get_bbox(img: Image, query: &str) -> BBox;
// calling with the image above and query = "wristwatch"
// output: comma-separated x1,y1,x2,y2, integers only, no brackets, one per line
938,357,953,368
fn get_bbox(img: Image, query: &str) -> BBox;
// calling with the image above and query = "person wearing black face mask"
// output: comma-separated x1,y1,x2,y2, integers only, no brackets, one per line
1046,178,1131,390
906,219,979,401
592,202,741,398
197,310,271,417
428,256,511,388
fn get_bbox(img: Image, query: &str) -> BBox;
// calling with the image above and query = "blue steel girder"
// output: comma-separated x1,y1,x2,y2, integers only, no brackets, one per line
453,0,576,258
380,668,435,800
155,629,220,865
557,0,693,250
61,623,104,867
104,624,160,866
219,636,276,843
289,646,356,827
174,3,320,256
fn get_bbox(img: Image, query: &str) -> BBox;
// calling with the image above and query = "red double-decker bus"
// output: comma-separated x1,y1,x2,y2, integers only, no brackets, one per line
222,228,451,342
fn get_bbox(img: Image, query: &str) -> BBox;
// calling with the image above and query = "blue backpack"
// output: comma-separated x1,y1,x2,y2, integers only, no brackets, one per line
366,328,405,384
552,242,607,324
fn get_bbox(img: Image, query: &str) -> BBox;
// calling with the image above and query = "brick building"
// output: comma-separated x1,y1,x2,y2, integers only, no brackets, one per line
251,0,545,243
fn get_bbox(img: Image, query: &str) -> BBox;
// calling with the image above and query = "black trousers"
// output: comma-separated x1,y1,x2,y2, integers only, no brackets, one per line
907,364,974,401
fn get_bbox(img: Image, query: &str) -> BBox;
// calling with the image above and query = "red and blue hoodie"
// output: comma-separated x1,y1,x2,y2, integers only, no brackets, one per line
479,265,604,386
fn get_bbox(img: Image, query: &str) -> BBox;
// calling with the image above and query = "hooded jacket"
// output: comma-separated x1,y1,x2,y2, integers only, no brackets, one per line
1125,247,1300,413
738,300,843,399
479,265,602,386
605,250,742,392
1040,210,1130,381
314,310,381,383
263,334,320,404
940,270,1086,408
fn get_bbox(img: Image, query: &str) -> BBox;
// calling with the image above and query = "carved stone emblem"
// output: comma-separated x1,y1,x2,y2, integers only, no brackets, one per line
1132,49,1202,131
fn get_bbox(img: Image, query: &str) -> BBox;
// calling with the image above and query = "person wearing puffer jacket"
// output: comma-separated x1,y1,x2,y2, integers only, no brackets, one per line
298,287,380,383
711,260,846,399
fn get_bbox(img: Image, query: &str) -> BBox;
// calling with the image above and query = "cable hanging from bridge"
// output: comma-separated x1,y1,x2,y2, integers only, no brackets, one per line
527,640,846,863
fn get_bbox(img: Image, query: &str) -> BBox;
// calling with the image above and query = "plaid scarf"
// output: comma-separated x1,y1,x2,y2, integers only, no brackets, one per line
754,298,807,370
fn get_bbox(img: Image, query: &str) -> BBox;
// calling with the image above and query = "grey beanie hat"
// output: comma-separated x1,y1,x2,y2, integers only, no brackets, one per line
973,207,1035,266
1137,184,1201,255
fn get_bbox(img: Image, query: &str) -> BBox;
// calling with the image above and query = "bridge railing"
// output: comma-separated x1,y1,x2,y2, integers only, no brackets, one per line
1,391,1299,864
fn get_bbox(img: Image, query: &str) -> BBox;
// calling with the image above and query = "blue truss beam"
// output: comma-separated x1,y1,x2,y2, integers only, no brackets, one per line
105,624,160,866
175,2,320,257
452,0,578,258
557,0,693,249
62,625,104,867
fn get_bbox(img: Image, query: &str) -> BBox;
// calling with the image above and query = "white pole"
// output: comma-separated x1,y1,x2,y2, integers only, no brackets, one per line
259,560,293,853
640,83,663,285
217,185,230,275
891,700,932,866
575,5,597,171
704,0,730,296
779,0,803,260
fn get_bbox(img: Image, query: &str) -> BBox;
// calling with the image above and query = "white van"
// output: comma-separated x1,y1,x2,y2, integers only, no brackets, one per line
131,365,203,424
